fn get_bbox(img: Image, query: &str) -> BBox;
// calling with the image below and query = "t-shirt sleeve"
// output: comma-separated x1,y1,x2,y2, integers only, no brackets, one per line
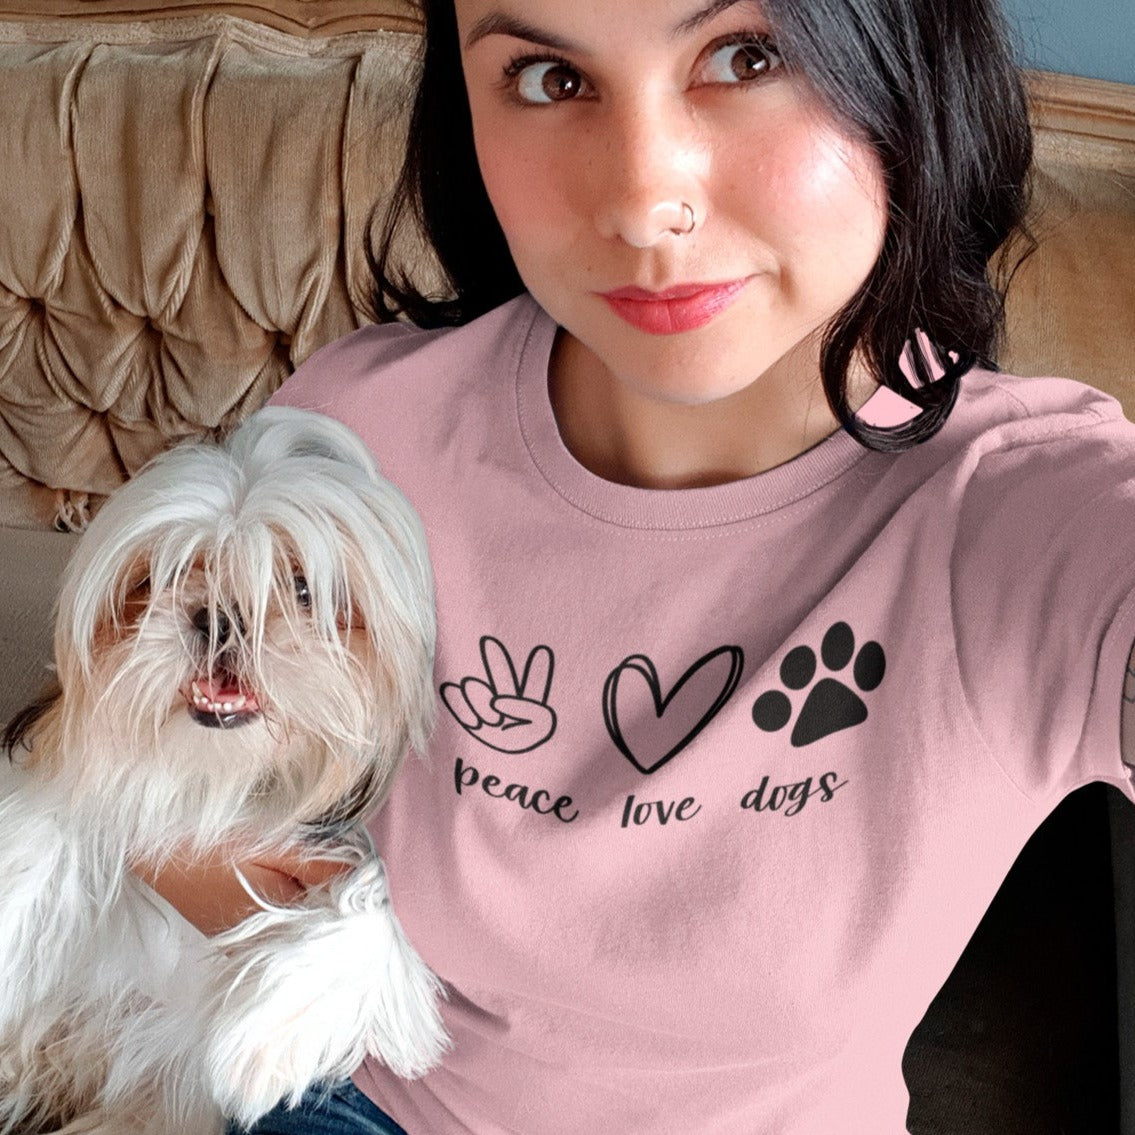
951,407,1135,805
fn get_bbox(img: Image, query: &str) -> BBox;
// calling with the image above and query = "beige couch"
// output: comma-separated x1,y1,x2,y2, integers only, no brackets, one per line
0,4,1133,1130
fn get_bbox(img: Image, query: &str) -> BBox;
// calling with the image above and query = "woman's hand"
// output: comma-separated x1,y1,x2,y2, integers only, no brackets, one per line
133,845,352,937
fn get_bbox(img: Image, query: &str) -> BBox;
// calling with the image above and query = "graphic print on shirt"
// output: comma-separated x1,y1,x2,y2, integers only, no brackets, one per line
441,635,557,753
603,646,745,774
751,622,886,747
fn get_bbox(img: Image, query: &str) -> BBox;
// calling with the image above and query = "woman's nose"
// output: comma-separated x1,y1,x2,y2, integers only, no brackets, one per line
591,100,706,249
618,201,697,248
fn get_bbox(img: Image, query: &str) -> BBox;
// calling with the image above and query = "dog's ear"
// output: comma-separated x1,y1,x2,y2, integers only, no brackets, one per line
2,679,63,759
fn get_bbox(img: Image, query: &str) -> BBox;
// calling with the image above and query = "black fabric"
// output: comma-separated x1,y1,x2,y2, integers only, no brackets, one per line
904,783,1120,1133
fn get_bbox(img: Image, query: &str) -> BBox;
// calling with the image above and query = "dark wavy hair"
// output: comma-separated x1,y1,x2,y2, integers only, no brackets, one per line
368,0,1034,451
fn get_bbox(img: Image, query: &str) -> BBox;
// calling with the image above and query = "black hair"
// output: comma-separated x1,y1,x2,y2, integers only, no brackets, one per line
368,0,520,327
368,0,1034,451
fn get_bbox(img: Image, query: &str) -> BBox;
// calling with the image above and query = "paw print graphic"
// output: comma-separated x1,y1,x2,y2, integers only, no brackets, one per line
752,622,885,747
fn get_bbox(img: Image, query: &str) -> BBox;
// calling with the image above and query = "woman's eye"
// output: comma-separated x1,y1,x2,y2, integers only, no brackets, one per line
702,37,782,85
510,59,588,104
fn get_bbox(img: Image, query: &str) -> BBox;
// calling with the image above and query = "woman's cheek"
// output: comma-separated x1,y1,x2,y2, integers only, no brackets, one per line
481,156,584,301
787,128,887,246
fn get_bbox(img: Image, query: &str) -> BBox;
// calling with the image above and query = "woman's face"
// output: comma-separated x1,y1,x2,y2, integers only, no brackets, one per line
455,0,889,408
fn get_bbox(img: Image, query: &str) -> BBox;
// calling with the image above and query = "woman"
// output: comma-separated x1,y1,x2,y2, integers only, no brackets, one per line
148,0,1135,1130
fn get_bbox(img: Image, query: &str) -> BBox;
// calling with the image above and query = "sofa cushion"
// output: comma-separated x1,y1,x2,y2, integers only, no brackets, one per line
0,12,440,527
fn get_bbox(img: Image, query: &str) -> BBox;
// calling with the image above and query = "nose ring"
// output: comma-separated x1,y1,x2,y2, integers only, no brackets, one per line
620,201,699,247
669,202,696,236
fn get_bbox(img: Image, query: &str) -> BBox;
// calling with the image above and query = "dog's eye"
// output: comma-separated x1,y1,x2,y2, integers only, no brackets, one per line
294,575,311,608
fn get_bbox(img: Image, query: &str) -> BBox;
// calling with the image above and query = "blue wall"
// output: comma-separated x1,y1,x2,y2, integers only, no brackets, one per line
1001,0,1135,85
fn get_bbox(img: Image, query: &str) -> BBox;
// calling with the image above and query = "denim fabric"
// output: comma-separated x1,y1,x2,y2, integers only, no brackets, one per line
227,1081,409,1135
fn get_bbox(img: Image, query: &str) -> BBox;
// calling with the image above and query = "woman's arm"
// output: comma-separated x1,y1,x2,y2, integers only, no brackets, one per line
134,847,351,937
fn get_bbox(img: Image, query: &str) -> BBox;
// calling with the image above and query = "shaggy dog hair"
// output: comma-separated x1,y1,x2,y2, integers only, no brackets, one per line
0,407,447,1134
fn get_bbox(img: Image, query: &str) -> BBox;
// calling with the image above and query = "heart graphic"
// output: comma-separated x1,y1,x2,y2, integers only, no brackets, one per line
603,646,745,774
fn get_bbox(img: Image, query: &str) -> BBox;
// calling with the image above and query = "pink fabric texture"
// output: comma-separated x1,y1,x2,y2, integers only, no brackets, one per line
272,295,1135,1134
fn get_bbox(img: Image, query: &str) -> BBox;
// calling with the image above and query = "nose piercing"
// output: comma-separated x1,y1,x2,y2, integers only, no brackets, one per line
620,202,699,247
669,202,696,236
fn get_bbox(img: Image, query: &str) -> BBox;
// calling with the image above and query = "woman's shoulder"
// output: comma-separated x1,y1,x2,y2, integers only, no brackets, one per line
271,293,545,415
942,367,1135,588
882,366,1135,569
266,293,547,482
941,369,1135,797
956,367,1128,439
938,367,1135,486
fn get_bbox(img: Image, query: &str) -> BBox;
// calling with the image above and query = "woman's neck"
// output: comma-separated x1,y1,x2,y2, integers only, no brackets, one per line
548,329,869,490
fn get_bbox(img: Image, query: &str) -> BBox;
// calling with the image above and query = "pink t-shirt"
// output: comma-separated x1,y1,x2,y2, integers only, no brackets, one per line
273,295,1135,1134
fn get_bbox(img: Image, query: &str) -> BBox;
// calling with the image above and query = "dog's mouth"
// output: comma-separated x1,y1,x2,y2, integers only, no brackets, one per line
186,674,261,729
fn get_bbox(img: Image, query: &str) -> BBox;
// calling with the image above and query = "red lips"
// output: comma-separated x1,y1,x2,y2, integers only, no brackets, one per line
600,279,751,335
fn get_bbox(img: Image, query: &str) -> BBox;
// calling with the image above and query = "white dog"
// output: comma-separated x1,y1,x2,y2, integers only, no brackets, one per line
0,407,448,1135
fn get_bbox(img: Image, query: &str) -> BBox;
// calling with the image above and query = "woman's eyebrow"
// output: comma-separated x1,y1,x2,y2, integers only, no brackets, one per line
464,0,754,52
463,13,579,52
671,0,753,39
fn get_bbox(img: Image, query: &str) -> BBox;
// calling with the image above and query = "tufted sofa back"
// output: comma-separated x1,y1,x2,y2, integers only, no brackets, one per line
0,6,438,528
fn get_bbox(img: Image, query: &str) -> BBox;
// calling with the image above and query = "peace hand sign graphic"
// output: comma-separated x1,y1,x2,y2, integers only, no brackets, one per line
441,636,557,753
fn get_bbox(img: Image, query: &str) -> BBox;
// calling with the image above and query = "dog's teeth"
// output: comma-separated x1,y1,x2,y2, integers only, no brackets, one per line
189,685,249,714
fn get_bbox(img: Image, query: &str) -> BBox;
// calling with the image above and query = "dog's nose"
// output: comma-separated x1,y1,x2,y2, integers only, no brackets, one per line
190,606,233,643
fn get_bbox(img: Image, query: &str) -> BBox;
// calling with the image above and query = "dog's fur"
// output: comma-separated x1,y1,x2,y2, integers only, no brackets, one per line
0,407,447,1134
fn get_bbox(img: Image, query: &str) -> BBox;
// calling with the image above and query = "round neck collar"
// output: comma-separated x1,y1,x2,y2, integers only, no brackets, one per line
512,296,873,531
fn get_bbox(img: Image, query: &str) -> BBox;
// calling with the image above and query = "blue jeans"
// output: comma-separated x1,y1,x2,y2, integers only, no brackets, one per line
226,1081,409,1135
